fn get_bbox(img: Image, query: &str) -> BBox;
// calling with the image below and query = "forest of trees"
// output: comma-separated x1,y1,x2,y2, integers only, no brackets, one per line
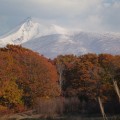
54,54,120,114
0,45,60,114
0,45,120,116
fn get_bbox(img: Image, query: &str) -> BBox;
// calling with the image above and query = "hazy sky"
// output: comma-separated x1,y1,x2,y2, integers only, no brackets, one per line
0,0,120,35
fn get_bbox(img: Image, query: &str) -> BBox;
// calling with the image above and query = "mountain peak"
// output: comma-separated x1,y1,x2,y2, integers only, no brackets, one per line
0,18,69,47
25,16,32,21
23,16,34,23
0,17,40,46
0,18,120,58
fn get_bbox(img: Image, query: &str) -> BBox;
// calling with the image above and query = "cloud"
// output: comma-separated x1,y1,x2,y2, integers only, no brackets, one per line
0,0,120,34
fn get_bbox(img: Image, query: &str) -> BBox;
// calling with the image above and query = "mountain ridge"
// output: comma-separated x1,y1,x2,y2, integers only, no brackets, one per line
0,18,120,58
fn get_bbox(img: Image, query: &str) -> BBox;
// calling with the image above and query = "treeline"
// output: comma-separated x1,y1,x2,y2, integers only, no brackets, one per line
0,45,120,115
0,45,60,114
54,54,120,114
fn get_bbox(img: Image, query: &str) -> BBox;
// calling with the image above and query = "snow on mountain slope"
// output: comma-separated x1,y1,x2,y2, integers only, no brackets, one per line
0,18,120,58
23,31,120,58
0,17,68,47
0,18,39,46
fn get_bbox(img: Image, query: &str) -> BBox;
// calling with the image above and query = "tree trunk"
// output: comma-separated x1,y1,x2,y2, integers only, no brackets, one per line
98,97,107,120
113,80,120,102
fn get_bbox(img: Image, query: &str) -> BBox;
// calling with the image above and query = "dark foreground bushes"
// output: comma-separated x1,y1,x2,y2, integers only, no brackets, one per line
34,97,80,117
34,97,120,118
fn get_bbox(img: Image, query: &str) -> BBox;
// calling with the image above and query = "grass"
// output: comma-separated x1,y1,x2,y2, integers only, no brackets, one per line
19,115,120,120
1,111,120,120
1,116,120,120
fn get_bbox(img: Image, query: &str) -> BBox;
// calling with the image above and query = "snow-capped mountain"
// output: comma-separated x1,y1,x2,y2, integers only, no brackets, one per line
0,17,68,47
0,17,120,58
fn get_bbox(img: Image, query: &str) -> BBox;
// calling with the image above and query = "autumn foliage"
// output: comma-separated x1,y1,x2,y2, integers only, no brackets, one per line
54,54,120,113
0,45,120,115
0,45,60,112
